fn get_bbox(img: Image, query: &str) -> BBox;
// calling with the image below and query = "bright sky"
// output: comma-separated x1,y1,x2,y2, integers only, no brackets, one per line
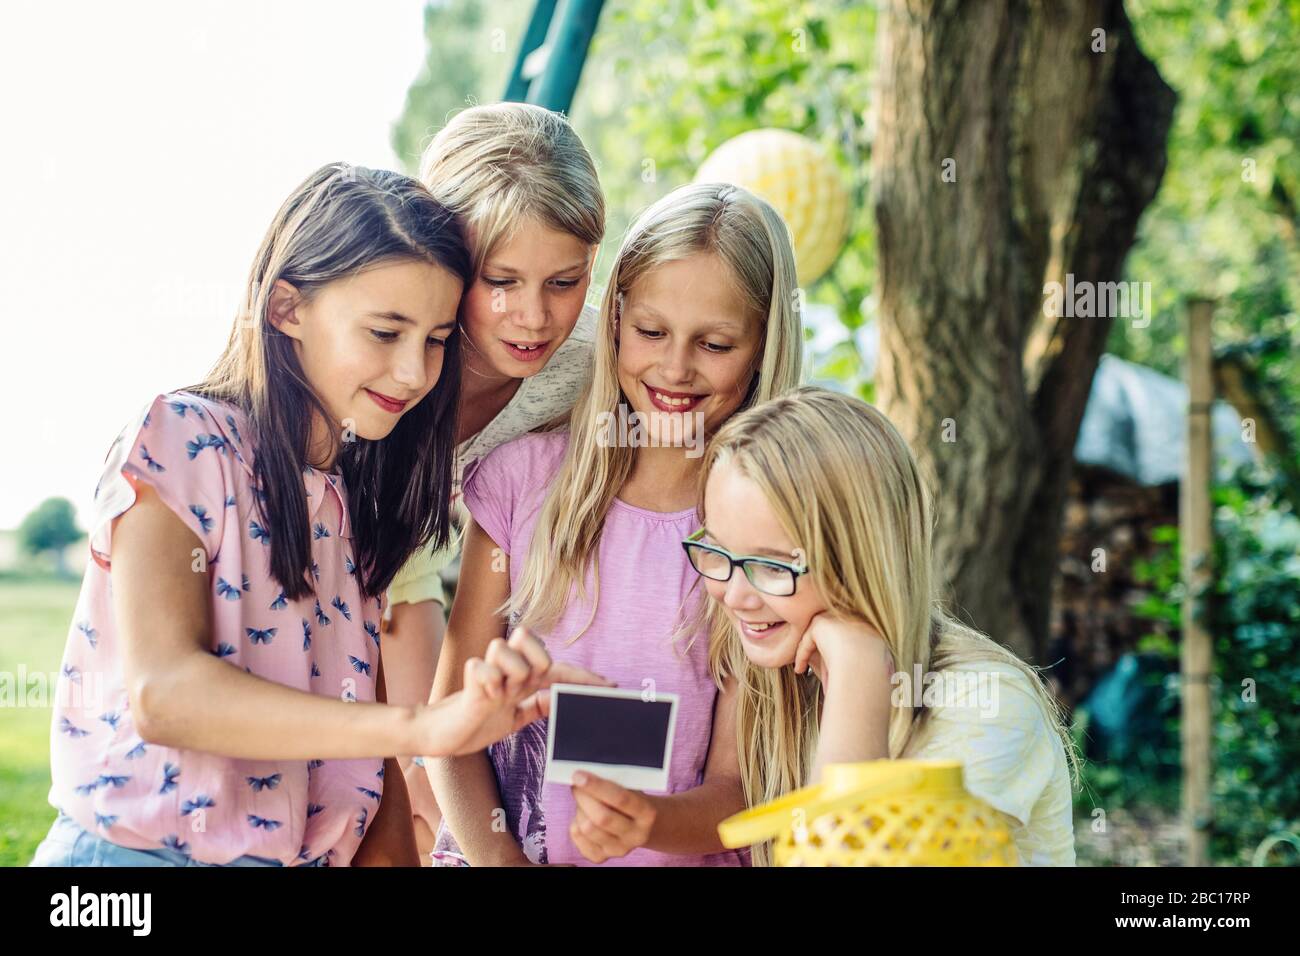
0,0,430,529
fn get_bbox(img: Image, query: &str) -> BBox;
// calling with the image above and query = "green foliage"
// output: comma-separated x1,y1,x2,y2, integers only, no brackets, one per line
1132,524,1184,632
1076,4,1300,856
18,498,80,558
1116,0,1300,444
1210,469,1300,863
1079,469,1300,863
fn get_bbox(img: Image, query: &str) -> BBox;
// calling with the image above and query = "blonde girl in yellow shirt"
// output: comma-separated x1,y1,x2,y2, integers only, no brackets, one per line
685,387,1080,865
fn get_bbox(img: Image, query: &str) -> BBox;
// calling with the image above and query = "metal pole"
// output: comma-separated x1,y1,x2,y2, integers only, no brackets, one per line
522,0,607,113
503,0,558,103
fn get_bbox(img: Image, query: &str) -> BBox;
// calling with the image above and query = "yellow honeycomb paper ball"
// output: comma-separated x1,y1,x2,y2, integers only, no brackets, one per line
696,128,851,285
718,760,1019,867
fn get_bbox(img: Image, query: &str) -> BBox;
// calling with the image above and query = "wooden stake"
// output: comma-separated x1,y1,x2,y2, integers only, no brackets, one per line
1182,298,1215,866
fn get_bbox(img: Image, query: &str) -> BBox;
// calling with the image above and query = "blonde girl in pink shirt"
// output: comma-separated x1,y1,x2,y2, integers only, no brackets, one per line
427,181,803,866
31,163,605,868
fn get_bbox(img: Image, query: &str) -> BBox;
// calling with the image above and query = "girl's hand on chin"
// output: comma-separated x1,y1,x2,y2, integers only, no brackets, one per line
794,612,893,684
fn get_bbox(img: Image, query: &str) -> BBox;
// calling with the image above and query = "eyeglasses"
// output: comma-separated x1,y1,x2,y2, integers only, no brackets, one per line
681,528,807,597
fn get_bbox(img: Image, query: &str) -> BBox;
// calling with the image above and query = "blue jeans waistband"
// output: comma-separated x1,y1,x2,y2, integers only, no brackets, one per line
30,811,327,867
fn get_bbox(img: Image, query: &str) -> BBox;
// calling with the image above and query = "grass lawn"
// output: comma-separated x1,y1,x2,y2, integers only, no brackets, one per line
0,575,80,866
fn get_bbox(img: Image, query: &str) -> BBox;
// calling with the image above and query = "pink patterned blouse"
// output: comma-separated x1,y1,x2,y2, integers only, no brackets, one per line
47,390,386,866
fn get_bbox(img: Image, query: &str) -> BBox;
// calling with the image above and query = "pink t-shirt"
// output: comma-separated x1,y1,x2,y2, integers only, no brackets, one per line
433,431,749,867
47,390,385,866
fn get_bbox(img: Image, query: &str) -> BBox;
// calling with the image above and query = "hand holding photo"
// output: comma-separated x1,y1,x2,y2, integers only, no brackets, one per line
544,684,678,792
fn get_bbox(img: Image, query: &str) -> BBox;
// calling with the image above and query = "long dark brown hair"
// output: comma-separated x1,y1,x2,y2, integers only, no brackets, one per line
185,162,470,602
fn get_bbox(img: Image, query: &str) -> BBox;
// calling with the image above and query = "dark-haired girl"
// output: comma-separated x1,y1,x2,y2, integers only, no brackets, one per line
31,164,605,868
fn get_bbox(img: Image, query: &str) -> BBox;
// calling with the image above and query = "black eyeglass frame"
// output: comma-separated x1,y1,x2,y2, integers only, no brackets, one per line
681,528,808,597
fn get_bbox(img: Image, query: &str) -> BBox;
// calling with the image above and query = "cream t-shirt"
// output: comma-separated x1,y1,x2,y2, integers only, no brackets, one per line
902,659,1077,866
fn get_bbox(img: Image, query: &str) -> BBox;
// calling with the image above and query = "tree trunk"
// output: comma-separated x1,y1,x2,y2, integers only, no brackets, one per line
872,0,1176,663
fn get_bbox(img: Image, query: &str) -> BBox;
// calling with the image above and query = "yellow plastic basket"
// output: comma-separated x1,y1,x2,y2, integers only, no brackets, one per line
718,760,1018,866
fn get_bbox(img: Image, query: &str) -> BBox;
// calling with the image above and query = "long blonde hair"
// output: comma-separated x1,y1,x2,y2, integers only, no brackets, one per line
699,387,1080,865
418,102,605,273
511,182,804,638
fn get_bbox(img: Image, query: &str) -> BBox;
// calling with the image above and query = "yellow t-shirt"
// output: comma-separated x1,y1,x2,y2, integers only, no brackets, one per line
902,659,1077,866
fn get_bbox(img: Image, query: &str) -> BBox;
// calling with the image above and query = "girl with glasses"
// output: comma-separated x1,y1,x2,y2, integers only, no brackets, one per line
688,387,1079,866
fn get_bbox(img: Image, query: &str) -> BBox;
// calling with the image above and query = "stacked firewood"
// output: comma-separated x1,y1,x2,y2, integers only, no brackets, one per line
1048,465,1180,708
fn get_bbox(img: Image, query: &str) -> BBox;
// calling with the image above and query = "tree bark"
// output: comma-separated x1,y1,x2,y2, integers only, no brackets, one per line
872,0,1176,662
